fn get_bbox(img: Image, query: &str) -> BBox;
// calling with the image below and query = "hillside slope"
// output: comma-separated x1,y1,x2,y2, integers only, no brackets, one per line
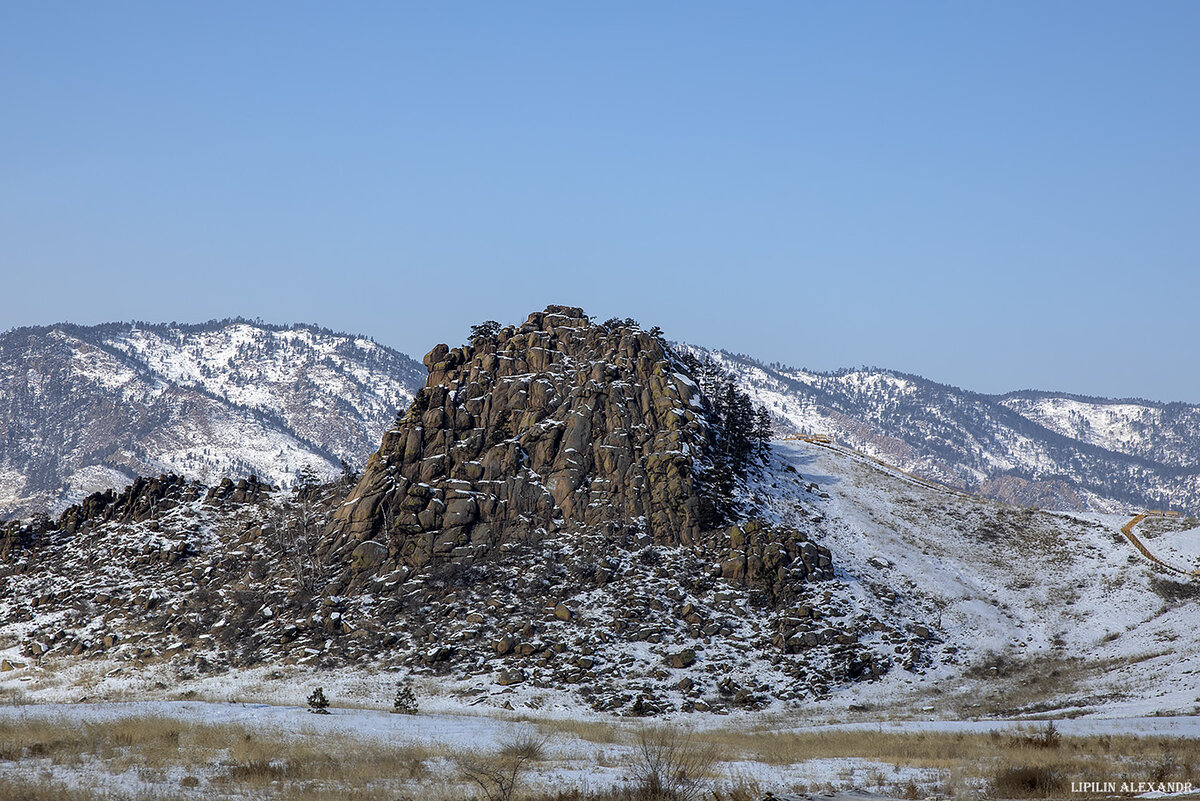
0,320,423,518
686,347,1200,514
2,308,1196,724
3,436,1197,721
772,439,1200,719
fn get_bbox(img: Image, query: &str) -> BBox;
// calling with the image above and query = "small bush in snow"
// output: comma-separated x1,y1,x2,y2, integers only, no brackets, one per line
630,726,716,801
392,680,418,714
455,733,545,801
307,687,330,714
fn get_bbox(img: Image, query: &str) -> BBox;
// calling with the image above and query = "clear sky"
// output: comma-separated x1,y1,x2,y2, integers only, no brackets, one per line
3,2,1198,401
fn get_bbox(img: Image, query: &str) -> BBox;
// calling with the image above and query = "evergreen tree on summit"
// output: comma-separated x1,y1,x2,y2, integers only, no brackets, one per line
469,320,502,343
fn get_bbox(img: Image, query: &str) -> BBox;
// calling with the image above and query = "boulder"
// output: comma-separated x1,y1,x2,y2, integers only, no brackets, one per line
668,648,697,668
496,669,525,686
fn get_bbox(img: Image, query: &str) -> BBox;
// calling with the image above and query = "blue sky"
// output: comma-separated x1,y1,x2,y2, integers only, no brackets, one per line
3,2,1198,401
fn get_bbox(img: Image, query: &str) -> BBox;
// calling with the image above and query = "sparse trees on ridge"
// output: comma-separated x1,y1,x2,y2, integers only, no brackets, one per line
469,320,502,343
680,351,774,523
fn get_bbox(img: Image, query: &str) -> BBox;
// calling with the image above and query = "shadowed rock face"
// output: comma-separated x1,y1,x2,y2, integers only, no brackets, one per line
327,306,724,581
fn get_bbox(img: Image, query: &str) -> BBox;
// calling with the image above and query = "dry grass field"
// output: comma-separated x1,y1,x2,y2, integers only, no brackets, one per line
1,709,1196,800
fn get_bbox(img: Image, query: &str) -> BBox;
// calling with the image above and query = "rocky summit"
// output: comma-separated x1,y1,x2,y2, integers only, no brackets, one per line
330,306,723,580
0,308,913,716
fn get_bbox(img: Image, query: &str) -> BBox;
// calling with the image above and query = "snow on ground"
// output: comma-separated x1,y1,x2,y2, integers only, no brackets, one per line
1140,524,1200,573
762,440,1200,722
999,397,1166,461
1,699,1196,797
0,699,930,795
0,700,537,751
2,438,1198,799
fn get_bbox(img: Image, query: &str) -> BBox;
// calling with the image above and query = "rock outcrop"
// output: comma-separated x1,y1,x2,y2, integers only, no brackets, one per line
0,308,923,716
328,307,726,583
57,475,206,534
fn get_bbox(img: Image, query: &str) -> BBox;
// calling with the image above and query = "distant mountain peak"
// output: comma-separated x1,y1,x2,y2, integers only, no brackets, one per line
0,320,424,519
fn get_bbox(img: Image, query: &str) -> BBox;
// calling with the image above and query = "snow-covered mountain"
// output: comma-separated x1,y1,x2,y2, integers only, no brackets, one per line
685,347,1200,514
0,320,423,518
4,317,1197,520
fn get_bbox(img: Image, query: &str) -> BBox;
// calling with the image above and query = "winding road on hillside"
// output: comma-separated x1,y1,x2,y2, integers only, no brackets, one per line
1119,514,1200,577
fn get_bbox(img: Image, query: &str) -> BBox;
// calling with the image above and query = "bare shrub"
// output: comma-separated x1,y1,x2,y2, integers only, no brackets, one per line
710,776,761,801
227,758,288,782
990,764,1067,798
630,726,717,801
1016,722,1061,750
0,777,112,801
268,489,325,592
1150,576,1200,604
455,733,546,801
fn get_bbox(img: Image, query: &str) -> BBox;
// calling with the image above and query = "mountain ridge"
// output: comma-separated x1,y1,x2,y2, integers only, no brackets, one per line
4,316,1198,520
0,319,423,519
682,345,1200,513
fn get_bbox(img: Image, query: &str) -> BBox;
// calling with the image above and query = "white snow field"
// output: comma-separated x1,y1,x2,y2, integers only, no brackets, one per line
766,440,1200,722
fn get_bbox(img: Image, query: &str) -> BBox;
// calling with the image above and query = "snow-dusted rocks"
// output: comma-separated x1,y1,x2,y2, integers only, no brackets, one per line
329,307,730,582
6,309,1195,722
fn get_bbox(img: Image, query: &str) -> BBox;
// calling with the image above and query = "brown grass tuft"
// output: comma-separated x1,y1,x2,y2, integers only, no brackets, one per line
990,763,1068,797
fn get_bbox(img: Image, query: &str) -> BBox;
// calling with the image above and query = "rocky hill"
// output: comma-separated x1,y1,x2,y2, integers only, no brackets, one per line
2,307,1198,723
0,308,913,715
687,347,1200,514
0,320,423,519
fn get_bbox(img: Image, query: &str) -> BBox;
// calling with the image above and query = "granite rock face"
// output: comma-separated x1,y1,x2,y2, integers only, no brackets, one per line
328,307,725,583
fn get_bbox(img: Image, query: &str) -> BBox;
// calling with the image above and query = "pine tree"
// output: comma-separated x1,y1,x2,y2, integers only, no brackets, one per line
307,687,330,714
754,406,774,464
469,320,502,343
296,464,321,491
392,680,418,714
679,351,774,524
